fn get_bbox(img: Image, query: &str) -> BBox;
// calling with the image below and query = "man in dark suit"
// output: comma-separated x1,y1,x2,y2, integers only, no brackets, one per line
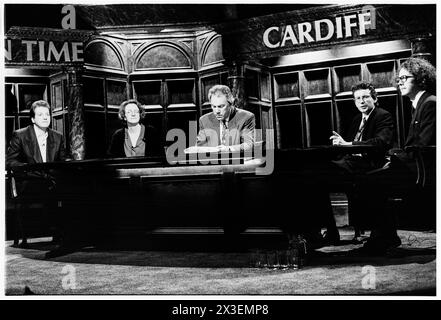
328,82,394,244
396,57,436,163
353,58,436,255
197,85,255,152
6,100,67,247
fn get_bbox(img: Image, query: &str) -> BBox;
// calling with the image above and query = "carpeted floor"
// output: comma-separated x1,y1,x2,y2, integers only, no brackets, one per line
5,228,436,296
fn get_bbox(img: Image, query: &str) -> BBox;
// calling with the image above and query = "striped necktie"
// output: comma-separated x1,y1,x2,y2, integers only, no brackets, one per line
221,120,228,145
354,117,367,142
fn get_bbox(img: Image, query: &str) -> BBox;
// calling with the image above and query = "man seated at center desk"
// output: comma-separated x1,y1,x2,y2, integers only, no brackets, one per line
196,85,255,153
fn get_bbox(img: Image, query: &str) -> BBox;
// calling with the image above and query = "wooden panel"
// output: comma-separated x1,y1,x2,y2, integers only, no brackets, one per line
107,79,127,108
84,111,106,159
366,61,396,88
334,99,360,139
17,84,47,112
304,69,330,98
5,84,17,115
18,116,31,129
106,111,122,143
167,79,195,105
85,42,123,70
83,76,104,106
143,110,165,148
260,72,271,101
245,69,259,99
136,45,191,70
5,117,15,150
377,95,399,145
51,81,63,110
305,101,332,147
202,36,223,66
52,114,64,137
275,104,303,149
133,80,162,106
335,65,362,94
166,110,198,148
274,72,299,100
201,74,221,103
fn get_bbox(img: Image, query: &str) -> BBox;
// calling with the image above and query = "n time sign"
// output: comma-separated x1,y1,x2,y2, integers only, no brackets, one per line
263,11,373,48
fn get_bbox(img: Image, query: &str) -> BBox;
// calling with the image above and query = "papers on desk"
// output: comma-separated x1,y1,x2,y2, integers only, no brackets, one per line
184,146,219,154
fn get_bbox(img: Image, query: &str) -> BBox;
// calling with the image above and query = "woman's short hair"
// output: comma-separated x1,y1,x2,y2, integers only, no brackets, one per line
118,99,146,122
29,100,51,119
400,57,436,93
208,85,235,105
351,81,378,102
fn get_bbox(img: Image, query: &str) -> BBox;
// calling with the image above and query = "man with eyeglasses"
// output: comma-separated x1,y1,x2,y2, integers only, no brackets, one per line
196,85,255,152
351,58,436,256
397,57,436,149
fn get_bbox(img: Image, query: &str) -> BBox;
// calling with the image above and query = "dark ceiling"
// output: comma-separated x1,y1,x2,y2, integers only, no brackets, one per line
5,3,323,31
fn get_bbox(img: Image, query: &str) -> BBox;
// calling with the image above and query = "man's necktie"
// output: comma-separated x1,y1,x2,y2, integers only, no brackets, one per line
221,120,228,145
354,117,367,142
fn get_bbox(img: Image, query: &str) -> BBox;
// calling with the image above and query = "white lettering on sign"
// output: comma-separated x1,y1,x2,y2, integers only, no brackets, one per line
4,39,84,63
263,12,373,49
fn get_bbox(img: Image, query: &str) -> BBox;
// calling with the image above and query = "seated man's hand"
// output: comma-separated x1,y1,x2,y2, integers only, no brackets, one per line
330,131,352,146
216,145,230,152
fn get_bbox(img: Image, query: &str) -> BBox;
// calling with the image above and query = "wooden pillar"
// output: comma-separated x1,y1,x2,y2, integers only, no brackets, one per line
65,66,86,160
410,36,435,65
227,61,245,109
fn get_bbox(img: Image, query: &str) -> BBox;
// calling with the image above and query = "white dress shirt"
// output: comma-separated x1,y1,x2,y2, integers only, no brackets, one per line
33,125,48,162
412,90,426,109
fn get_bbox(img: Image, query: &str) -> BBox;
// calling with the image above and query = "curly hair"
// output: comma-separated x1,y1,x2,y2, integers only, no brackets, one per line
118,99,146,122
400,57,436,94
30,100,51,119
208,85,235,105
351,81,378,103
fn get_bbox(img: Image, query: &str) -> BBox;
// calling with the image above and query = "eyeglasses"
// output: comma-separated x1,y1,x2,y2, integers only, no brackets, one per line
125,110,140,115
395,75,414,84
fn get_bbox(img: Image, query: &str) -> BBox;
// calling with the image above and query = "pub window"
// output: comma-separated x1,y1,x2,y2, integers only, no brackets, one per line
166,79,195,106
303,68,331,99
366,60,396,89
334,64,362,95
245,68,259,100
5,116,15,151
133,80,162,107
84,111,106,159
17,83,48,112
305,101,333,147
274,72,300,101
83,76,105,107
107,79,128,109
275,104,303,149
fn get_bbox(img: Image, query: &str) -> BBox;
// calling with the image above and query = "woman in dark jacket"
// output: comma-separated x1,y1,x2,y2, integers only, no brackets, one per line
107,99,162,158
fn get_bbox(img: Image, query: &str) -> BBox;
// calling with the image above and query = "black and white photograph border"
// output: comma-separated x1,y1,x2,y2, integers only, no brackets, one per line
1,0,439,300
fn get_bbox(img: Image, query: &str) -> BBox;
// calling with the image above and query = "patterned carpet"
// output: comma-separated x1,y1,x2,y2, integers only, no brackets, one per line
5,228,436,295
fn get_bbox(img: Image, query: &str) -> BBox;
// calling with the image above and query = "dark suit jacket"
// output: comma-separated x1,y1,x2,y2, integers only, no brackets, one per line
196,108,255,152
405,91,436,147
342,107,394,170
107,124,162,158
6,125,66,169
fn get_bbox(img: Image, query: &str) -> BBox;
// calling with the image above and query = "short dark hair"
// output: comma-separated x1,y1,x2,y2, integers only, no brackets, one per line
29,100,51,119
400,57,436,93
118,99,146,122
351,81,378,102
